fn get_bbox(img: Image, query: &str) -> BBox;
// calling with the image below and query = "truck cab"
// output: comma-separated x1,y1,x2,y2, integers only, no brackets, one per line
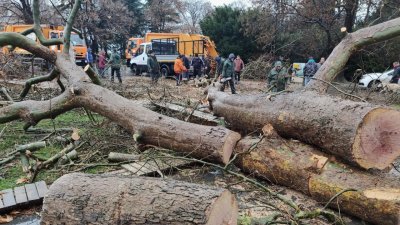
130,39,179,77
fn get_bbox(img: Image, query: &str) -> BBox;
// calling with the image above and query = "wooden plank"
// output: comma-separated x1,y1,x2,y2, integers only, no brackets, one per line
14,186,28,204
25,183,39,201
35,181,48,198
1,189,16,207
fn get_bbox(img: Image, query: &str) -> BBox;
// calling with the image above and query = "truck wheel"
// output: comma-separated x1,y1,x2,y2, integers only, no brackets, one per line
161,66,169,78
131,64,139,76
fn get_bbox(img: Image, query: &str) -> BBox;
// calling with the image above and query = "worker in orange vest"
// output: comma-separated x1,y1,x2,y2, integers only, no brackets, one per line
174,55,188,86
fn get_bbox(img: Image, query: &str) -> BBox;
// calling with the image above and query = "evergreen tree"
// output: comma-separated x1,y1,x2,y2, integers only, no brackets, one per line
200,6,256,60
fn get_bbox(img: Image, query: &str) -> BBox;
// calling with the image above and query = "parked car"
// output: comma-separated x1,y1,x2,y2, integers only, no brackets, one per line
358,69,394,88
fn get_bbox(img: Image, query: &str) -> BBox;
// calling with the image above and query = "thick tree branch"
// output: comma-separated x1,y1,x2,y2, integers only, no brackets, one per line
0,33,57,63
0,91,76,125
19,69,61,100
307,17,400,93
63,0,82,53
32,0,63,46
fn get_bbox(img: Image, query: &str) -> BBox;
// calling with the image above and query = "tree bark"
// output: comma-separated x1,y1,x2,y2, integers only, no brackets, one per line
235,134,400,225
208,89,400,170
41,173,238,225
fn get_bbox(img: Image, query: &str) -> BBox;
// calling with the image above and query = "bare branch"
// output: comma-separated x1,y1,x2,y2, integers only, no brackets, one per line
32,0,63,46
19,69,61,100
0,91,76,126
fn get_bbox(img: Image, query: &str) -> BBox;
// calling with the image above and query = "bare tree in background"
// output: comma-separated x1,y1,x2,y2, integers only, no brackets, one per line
0,0,33,24
175,0,213,33
145,0,181,32
74,0,134,50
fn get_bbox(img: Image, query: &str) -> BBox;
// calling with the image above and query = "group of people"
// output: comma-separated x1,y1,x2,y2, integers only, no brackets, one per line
173,54,219,86
215,53,245,94
267,56,325,92
87,48,123,83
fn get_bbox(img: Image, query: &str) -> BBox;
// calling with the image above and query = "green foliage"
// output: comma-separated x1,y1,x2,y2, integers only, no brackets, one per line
238,215,252,225
200,6,257,60
123,0,146,36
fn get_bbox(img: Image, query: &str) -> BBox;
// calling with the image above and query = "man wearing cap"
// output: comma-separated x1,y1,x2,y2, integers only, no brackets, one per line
268,61,287,92
221,53,236,94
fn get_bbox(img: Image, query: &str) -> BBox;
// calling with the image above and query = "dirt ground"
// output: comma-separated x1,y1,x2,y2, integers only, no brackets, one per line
3,66,396,224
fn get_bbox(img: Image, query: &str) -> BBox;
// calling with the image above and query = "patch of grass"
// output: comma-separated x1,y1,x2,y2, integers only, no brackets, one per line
391,104,400,110
0,166,25,190
0,109,110,190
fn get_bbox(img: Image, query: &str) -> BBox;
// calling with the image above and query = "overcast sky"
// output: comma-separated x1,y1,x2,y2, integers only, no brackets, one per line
209,0,250,7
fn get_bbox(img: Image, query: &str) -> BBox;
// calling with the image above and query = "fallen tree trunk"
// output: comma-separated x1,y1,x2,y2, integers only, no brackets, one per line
208,88,400,170
235,129,400,225
41,173,238,225
306,17,400,93
0,58,241,165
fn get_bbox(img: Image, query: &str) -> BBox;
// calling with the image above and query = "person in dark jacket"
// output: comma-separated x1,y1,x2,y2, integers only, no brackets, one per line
268,61,287,92
303,57,318,86
182,55,190,81
390,61,400,84
147,50,160,85
109,49,122,83
86,47,94,67
191,53,204,78
221,53,236,94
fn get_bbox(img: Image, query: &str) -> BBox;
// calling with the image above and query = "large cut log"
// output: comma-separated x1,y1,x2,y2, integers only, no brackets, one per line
208,88,400,170
235,128,400,225
41,173,238,225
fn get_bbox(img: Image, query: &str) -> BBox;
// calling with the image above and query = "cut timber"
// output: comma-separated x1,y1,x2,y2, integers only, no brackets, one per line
108,152,140,162
41,173,238,225
235,135,400,225
208,88,400,170
16,141,46,153
83,65,102,85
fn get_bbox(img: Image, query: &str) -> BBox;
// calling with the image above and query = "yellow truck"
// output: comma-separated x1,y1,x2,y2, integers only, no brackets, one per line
1,24,87,65
129,32,218,76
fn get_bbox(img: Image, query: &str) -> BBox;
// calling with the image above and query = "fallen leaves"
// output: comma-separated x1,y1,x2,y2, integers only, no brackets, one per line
16,177,29,184
0,215,13,224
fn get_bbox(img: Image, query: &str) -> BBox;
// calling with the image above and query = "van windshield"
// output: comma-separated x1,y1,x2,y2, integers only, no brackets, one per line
129,40,137,49
71,34,85,46
137,45,145,55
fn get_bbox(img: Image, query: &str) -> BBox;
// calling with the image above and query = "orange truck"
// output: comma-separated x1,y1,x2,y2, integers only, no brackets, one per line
1,24,87,65
48,29,87,65
125,37,144,65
